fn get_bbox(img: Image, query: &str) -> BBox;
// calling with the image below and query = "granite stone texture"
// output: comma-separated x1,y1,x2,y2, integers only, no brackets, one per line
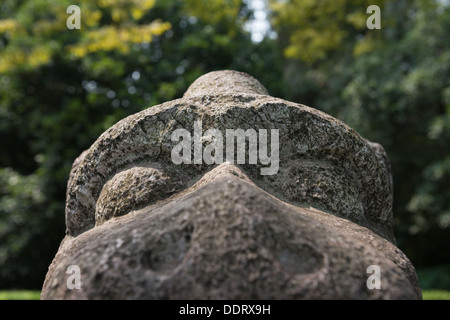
41,70,421,299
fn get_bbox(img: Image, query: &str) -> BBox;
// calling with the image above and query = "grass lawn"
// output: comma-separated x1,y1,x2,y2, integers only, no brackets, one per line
0,290,41,300
0,289,449,300
421,290,450,300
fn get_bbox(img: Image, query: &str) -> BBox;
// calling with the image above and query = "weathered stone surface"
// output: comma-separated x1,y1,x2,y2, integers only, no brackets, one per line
41,70,421,299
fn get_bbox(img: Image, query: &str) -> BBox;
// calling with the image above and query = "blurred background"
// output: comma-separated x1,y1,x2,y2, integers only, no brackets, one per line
0,0,449,299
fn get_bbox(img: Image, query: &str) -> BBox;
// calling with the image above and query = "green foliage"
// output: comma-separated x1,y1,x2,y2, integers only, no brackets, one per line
0,168,64,289
417,265,450,291
270,0,450,270
332,0,450,266
0,0,283,289
269,0,387,63
0,0,171,72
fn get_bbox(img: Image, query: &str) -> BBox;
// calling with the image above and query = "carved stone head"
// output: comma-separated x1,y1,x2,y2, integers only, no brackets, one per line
41,70,421,299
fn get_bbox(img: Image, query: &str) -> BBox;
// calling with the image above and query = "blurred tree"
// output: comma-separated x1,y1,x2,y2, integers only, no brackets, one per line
329,0,450,268
270,0,450,271
269,0,387,63
0,0,171,72
0,0,283,289
0,0,171,289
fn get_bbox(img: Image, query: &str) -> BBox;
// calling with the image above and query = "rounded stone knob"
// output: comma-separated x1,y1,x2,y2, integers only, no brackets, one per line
183,70,269,98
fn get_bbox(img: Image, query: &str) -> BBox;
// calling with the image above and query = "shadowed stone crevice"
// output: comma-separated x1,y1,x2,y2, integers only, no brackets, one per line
140,223,194,273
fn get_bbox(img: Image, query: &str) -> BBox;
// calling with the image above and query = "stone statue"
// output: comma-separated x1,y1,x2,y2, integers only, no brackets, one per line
41,70,421,299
